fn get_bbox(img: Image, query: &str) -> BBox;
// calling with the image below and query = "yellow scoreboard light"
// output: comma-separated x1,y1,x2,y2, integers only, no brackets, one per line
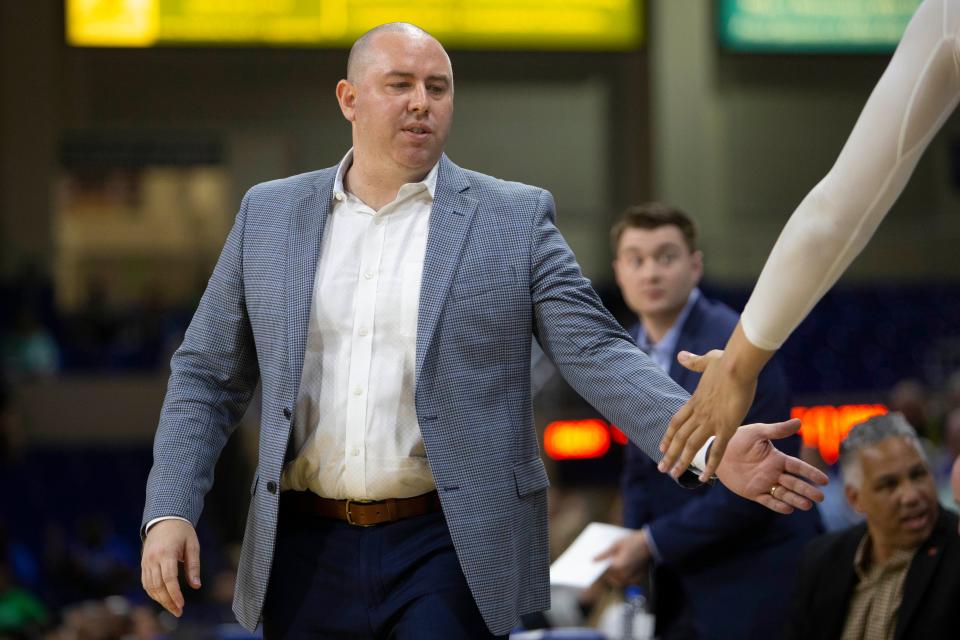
66,0,644,51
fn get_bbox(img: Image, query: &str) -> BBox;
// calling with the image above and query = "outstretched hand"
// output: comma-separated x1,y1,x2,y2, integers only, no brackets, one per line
716,419,828,513
658,348,756,482
659,323,775,482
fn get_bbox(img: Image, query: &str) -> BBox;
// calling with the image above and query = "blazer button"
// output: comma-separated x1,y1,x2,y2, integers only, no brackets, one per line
266,481,277,494
282,407,291,419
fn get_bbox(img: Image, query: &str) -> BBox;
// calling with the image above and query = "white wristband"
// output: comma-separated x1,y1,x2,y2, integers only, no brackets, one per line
691,436,716,477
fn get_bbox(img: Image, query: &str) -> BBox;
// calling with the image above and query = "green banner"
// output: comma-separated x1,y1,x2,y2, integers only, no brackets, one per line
718,0,923,53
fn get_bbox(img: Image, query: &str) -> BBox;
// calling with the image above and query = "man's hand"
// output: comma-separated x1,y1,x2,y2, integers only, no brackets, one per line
141,519,202,617
716,419,828,514
658,349,755,481
594,530,651,587
659,323,775,482
951,454,960,533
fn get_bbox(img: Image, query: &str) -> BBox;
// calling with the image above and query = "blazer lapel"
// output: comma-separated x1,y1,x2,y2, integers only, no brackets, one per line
286,172,334,397
819,529,863,638
669,297,708,389
894,511,950,639
415,155,478,379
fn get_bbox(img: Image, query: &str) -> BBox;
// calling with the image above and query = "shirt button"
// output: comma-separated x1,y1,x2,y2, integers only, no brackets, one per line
364,272,374,280
353,387,363,396
351,447,360,457
358,328,369,337
335,193,344,201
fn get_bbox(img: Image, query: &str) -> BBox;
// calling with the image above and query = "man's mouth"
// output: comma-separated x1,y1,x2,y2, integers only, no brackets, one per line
403,125,432,136
900,509,930,531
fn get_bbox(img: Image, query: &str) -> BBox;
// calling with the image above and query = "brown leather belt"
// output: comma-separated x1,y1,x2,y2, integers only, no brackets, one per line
281,490,442,527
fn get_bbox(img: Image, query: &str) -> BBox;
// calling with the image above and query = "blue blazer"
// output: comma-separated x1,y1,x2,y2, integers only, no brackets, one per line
622,295,823,640
144,155,694,635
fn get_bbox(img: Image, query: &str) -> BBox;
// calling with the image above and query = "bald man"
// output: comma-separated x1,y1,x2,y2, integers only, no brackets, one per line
140,23,827,638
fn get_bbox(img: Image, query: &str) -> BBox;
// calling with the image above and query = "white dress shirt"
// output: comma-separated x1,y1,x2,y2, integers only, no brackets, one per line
279,149,438,500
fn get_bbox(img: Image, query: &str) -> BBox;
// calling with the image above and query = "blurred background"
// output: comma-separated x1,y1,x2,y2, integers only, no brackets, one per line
2,0,960,638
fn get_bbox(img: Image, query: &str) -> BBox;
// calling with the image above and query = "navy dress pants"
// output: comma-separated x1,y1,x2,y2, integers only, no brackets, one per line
262,507,505,639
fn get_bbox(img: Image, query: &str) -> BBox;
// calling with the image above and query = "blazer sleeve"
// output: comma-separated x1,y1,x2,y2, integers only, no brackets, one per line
645,356,795,563
527,189,691,468
621,444,656,529
143,189,261,529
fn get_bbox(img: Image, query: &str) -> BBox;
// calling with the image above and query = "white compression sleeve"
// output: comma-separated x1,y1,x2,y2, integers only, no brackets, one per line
740,0,960,350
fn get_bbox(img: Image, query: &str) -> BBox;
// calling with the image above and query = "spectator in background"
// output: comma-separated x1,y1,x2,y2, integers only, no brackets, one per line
65,516,139,601
597,204,822,640
1,308,59,381
937,409,960,511
785,413,960,640
887,379,932,438
0,528,48,639
944,369,960,414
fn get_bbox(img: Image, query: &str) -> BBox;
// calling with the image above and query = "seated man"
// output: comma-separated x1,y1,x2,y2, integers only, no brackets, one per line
785,413,960,639
599,203,822,640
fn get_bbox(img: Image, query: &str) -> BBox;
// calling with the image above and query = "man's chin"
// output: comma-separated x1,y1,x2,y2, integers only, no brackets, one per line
396,151,441,173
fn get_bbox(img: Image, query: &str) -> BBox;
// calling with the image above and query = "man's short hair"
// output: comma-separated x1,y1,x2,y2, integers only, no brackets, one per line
609,202,699,255
347,22,439,82
840,412,926,488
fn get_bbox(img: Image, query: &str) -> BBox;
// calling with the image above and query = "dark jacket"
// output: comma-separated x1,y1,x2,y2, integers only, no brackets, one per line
784,509,960,640
622,294,823,640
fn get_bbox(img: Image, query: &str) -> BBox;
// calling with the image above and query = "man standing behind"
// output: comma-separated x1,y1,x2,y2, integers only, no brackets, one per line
598,203,822,640
786,413,960,639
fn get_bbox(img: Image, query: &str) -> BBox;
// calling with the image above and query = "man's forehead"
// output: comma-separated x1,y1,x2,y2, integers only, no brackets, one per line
620,226,686,247
860,437,924,476
363,31,451,75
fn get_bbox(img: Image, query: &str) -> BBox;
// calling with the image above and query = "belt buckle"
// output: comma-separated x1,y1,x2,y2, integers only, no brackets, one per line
345,498,376,527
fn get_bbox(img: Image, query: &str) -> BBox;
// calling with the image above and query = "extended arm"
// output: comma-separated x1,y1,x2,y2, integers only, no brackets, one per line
661,0,960,477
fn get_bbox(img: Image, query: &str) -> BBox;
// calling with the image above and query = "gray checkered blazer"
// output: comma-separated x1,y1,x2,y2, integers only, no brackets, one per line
143,155,689,635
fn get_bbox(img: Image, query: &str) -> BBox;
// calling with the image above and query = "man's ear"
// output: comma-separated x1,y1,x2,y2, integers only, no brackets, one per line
336,79,356,122
844,483,864,513
612,258,624,288
691,250,704,281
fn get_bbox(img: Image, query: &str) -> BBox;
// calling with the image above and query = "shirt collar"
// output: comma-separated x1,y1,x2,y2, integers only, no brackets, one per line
332,148,439,202
852,532,916,580
636,288,702,356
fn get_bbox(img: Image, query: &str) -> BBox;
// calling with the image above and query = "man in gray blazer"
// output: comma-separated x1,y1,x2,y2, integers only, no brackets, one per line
140,22,827,638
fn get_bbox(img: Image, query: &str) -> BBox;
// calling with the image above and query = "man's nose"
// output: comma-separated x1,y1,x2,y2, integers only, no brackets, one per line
899,481,922,506
639,262,660,281
409,83,428,112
